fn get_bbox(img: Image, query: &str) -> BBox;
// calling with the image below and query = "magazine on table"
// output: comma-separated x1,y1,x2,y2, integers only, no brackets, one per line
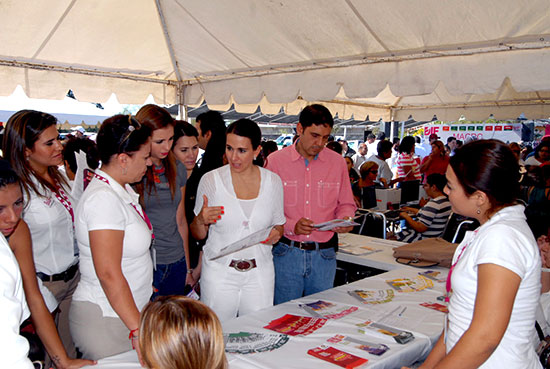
263,314,327,336
327,334,390,356
298,300,358,319
347,289,395,304
307,345,368,368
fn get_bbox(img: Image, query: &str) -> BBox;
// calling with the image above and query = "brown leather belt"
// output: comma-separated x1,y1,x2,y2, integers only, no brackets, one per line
280,234,337,251
229,259,257,272
37,263,79,283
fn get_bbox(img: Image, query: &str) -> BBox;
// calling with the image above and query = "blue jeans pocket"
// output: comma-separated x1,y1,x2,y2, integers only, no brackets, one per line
319,247,336,260
272,242,291,257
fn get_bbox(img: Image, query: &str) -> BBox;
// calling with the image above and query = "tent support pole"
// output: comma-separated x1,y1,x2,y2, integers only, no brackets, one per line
176,83,187,120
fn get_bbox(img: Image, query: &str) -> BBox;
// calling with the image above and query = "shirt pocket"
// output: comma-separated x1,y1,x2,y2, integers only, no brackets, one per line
282,180,299,207
317,181,340,208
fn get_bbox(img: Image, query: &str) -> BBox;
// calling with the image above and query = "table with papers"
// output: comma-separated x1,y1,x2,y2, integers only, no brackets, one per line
337,233,448,273
87,267,448,369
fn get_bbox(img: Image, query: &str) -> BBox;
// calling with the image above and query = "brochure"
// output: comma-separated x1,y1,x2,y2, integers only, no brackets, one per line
420,302,448,313
299,300,358,319
327,334,390,356
385,275,434,293
263,314,327,336
356,320,415,344
338,244,382,256
223,332,289,354
312,218,360,231
307,345,368,368
347,289,395,304
418,270,446,283
210,227,272,260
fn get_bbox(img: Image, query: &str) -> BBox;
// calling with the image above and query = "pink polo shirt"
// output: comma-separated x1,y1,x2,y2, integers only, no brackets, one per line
266,143,356,243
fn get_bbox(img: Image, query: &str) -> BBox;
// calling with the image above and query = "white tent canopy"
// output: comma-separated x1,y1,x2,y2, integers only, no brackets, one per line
1,0,549,121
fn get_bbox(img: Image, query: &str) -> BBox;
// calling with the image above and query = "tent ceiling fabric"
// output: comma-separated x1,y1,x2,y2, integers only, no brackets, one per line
0,0,549,120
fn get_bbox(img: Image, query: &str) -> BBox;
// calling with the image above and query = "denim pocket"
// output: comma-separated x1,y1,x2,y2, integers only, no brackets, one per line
319,247,336,260
272,243,291,257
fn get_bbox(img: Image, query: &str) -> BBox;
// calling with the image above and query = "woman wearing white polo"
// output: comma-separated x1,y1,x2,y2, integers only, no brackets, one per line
69,115,153,360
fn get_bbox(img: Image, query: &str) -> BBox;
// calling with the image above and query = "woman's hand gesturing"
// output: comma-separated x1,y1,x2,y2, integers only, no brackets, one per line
197,195,224,225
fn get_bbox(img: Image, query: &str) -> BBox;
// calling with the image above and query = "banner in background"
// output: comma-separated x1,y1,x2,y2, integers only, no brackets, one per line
423,123,522,143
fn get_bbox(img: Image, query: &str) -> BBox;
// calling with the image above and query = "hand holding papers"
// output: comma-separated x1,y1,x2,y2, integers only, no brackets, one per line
313,218,360,231
210,227,273,260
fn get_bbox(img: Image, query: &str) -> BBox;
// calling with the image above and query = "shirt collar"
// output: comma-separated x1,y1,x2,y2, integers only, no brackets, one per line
480,204,525,228
95,168,140,205
289,140,326,164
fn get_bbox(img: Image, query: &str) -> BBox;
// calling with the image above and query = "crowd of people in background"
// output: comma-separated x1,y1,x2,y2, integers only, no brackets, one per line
0,104,549,369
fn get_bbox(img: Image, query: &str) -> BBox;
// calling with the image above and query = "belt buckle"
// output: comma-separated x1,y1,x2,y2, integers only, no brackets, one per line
233,259,253,272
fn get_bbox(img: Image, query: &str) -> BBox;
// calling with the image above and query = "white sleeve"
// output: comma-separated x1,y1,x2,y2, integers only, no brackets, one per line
0,240,34,369
83,190,127,231
193,171,218,216
269,171,286,226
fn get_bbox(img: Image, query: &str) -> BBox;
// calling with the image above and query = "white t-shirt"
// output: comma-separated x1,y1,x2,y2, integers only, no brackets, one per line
0,234,33,369
447,205,541,368
23,175,77,275
73,169,153,318
194,165,286,264
366,156,393,186
366,140,378,158
524,156,542,166
351,153,368,172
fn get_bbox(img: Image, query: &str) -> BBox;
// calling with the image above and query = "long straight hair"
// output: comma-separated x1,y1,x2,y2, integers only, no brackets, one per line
135,104,177,199
2,110,68,198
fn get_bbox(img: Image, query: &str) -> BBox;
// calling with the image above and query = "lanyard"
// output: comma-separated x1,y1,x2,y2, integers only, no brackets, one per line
93,173,155,239
54,186,74,224
445,230,478,303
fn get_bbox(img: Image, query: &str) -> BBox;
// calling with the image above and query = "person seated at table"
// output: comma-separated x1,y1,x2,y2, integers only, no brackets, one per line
138,296,227,369
352,161,380,209
395,173,451,242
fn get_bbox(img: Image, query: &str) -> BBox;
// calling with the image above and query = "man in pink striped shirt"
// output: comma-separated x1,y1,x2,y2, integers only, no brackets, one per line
266,104,357,304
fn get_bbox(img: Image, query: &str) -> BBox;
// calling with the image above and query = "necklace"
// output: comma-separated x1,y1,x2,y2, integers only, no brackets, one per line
152,164,165,184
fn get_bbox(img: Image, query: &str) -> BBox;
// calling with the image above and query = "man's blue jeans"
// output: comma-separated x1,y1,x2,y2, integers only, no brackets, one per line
272,242,336,305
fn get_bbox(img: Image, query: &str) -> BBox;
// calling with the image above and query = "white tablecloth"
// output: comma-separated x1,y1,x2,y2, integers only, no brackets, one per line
88,267,447,369
337,233,447,273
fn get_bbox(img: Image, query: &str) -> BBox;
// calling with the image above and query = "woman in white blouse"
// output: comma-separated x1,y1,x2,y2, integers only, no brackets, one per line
404,140,541,369
69,115,153,360
191,119,285,322
3,110,80,361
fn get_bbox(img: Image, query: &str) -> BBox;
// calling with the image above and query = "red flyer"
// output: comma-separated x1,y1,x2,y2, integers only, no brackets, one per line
420,302,448,313
308,345,368,368
263,314,327,336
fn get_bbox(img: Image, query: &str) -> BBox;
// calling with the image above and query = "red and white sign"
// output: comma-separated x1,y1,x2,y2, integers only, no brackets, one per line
423,123,522,142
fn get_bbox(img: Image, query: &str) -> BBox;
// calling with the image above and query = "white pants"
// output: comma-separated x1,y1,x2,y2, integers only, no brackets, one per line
201,257,274,322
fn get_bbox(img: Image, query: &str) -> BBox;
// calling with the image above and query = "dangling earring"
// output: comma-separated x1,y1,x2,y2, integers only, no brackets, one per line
476,208,481,214
122,167,127,175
